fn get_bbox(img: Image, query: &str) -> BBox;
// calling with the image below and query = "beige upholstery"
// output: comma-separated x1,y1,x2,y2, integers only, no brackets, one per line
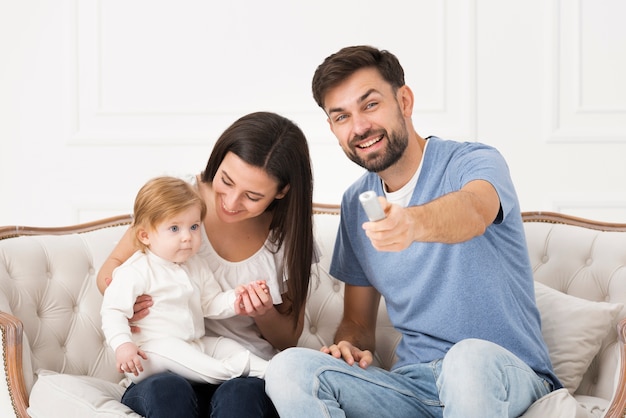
0,207,625,417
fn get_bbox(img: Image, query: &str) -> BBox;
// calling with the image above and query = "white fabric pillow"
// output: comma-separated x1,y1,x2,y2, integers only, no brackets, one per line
534,282,623,394
520,388,593,418
27,370,142,417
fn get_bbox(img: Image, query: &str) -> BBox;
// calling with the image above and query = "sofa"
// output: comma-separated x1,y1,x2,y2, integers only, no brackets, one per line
0,204,625,418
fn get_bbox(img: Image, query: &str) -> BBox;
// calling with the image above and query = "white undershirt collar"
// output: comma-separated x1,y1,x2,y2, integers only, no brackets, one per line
382,138,430,208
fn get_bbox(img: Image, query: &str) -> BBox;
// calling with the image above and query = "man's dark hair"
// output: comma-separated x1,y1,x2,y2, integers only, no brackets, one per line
312,45,406,109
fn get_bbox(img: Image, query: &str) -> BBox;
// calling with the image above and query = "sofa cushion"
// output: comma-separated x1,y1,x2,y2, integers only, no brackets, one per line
521,388,595,418
534,281,623,394
27,369,141,418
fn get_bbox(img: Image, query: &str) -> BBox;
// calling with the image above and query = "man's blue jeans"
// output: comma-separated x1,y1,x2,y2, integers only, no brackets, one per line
122,372,278,418
265,339,552,418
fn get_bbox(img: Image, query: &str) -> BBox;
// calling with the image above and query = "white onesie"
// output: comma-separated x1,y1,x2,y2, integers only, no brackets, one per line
101,249,268,384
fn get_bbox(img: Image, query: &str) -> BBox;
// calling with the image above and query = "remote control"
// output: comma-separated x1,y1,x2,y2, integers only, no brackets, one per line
359,191,386,221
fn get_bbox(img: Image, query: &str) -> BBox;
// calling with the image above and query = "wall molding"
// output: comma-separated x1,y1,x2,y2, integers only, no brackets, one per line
545,0,626,143
70,0,477,145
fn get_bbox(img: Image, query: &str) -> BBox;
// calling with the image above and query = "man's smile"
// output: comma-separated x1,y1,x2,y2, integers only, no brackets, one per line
357,134,384,149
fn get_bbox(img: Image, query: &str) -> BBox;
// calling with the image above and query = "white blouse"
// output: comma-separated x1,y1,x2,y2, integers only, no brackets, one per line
197,228,287,360
187,174,288,360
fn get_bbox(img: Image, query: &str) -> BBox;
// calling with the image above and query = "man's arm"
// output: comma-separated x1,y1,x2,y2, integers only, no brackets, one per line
365,179,501,251
335,284,381,350
322,284,381,368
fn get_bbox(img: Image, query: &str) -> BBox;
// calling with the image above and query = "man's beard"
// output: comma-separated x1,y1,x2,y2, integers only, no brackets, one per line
347,124,409,173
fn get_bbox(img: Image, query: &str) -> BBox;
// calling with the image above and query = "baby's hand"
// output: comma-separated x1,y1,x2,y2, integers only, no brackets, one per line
254,280,269,294
235,285,248,311
235,285,245,296
116,342,147,376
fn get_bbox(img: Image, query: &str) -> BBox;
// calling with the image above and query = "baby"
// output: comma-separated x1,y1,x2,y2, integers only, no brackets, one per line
101,176,268,384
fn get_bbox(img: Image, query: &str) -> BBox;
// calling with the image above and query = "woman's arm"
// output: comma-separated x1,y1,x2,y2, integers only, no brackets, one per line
96,227,138,294
256,299,305,350
97,227,153,325
236,282,304,350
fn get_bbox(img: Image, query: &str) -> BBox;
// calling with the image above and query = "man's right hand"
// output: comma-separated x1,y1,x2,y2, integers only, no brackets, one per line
320,340,373,369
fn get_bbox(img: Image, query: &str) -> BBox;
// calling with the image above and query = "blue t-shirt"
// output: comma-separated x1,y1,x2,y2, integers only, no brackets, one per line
330,136,561,389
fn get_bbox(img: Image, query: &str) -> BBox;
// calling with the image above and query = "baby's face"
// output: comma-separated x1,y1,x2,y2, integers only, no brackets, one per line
146,205,203,264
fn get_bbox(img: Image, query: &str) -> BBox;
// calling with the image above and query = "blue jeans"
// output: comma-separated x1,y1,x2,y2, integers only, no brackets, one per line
122,372,278,418
265,339,552,418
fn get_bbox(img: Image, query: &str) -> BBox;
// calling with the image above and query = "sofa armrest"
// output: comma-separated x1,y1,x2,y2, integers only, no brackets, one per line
0,311,29,418
604,318,626,418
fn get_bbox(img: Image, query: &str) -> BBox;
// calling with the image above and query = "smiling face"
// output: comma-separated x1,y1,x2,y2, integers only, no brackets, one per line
324,67,411,173
211,151,288,223
138,204,204,264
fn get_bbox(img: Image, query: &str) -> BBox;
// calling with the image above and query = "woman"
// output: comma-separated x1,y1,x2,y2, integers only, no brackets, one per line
97,111,315,418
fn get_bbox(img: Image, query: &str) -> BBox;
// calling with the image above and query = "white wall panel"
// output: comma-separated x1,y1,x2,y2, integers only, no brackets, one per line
547,0,626,142
475,0,626,222
73,0,475,144
536,0,626,222
1,0,625,226
1,0,477,225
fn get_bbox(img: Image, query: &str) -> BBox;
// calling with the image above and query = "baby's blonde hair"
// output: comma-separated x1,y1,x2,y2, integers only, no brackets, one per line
132,176,207,251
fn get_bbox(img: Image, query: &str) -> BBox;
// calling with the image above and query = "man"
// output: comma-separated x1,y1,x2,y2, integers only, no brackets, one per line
265,45,560,417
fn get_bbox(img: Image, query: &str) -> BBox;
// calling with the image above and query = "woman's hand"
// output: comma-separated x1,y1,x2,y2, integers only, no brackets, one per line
129,294,153,323
235,280,272,317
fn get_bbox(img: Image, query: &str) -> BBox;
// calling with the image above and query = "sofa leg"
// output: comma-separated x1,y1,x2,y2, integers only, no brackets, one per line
1,312,30,418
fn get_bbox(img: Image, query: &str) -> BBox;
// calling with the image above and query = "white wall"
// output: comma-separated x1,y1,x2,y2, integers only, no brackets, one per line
1,0,625,226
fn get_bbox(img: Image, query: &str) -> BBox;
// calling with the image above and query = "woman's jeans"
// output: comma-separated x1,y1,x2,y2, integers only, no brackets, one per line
121,372,278,418
265,339,552,418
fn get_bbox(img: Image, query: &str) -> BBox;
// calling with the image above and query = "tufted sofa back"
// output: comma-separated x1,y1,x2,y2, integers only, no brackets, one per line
0,219,134,395
523,216,626,402
1,208,625,416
